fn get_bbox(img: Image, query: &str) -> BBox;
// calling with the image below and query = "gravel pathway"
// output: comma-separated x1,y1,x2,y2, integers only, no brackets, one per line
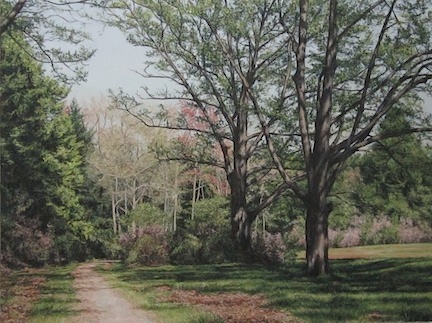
71,261,158,323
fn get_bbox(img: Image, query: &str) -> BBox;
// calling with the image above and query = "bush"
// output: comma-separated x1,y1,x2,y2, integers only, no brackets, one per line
169,197,234,264
124,203,167,228
119,226,169,266
360,216,400,245
399,218,432,243
1,217,54,267
51,232,91,264
169,233,202,264
251,231,287,265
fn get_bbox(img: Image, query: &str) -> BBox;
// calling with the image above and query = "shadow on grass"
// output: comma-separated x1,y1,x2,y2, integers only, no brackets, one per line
103,257,432,322
30,265,80,321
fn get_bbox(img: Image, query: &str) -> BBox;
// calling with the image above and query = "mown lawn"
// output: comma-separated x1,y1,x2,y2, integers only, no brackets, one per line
2,244,431,322
329,242,432,259
99,243,432,322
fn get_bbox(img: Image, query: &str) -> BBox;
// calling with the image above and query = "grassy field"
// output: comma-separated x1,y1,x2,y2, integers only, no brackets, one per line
2,243,431,322
328,242,432,259
99,243,432,322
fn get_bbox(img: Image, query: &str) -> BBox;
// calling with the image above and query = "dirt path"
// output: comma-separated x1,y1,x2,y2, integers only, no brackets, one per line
71,261,158,323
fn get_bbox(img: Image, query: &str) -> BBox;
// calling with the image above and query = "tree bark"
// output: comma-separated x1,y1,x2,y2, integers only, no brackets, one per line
304,0,338,276
230,189,252,251
229,109,253,253
111,194,117,235
0,0,27,37
305,192,331,276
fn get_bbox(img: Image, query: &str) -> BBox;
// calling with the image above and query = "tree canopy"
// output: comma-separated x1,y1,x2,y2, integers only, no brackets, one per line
0,0,95,83
99,0,432,275
0,27,108,266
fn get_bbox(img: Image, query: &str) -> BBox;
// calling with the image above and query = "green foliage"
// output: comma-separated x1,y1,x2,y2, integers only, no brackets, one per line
0,29,110,266
124,202,166,228
119,226,170,266
354,107,432,224
169,233,201,265
170,197,234,264
0,0,94,84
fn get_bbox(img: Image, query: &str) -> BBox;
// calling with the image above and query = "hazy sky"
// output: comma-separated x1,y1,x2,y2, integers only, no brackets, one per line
68,20,432,113
67,24,145,102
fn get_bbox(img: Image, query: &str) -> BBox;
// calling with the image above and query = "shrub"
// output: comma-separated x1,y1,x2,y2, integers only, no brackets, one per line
124,203,167,228
169,197,234,264
169,233,202,264
119,225,169,266
360,216,400,245
51,231,91,264
399,218,432,243
328,228,341,247
2,217,54,267
251,231,287,265
339,227,362,247
289,221,306,247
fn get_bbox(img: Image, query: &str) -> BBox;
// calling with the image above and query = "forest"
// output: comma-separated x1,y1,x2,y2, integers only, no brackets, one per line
1,0,432,278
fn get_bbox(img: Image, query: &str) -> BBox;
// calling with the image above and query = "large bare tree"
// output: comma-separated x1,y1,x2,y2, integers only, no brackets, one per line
272,0,432,275
102,0,299,253
98,0,432,274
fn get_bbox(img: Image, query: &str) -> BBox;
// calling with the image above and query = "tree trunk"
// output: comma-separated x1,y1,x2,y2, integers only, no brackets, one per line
229,165,253,254
111,194,117,235
231,196,252,251
191,165,198,220
305,193,332,276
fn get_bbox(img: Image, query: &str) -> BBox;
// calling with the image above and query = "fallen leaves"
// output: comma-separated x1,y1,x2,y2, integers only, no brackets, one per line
0,268,46,323
158,286,298,323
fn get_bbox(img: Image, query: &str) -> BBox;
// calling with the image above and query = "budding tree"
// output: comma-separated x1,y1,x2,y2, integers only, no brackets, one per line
98,0,432,275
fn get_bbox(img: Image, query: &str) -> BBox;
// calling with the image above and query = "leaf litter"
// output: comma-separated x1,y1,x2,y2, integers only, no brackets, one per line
157,286,298,323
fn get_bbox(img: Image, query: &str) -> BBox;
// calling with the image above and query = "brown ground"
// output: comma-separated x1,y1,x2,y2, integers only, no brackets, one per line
0,268,46,323
158,286,297,323
70,261,158,323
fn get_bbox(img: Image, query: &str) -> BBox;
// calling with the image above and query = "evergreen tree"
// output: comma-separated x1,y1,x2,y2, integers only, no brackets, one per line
0,30,97,265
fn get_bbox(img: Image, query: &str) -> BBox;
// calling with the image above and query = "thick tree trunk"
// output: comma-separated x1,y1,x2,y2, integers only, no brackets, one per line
305,194,332,276
231,194,252,252
229,108,253,254
229,164,251,251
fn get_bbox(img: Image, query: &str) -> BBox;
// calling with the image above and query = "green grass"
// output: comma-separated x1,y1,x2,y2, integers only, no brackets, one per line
99,263,223,322
328,242,432,259
0,269,27,321
29,263,79,323
99,244,432,322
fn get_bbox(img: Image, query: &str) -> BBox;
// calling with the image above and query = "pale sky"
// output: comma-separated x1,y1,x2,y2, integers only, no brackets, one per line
67,25,146,102
67,20,432,114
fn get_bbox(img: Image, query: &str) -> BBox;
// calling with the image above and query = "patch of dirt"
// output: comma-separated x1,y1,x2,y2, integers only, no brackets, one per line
71,261,158,323
0,268,46,323
157,286,298,323
362,312,387,321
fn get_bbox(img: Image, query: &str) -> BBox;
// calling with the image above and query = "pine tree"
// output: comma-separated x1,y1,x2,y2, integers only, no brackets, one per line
0,30,96,265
